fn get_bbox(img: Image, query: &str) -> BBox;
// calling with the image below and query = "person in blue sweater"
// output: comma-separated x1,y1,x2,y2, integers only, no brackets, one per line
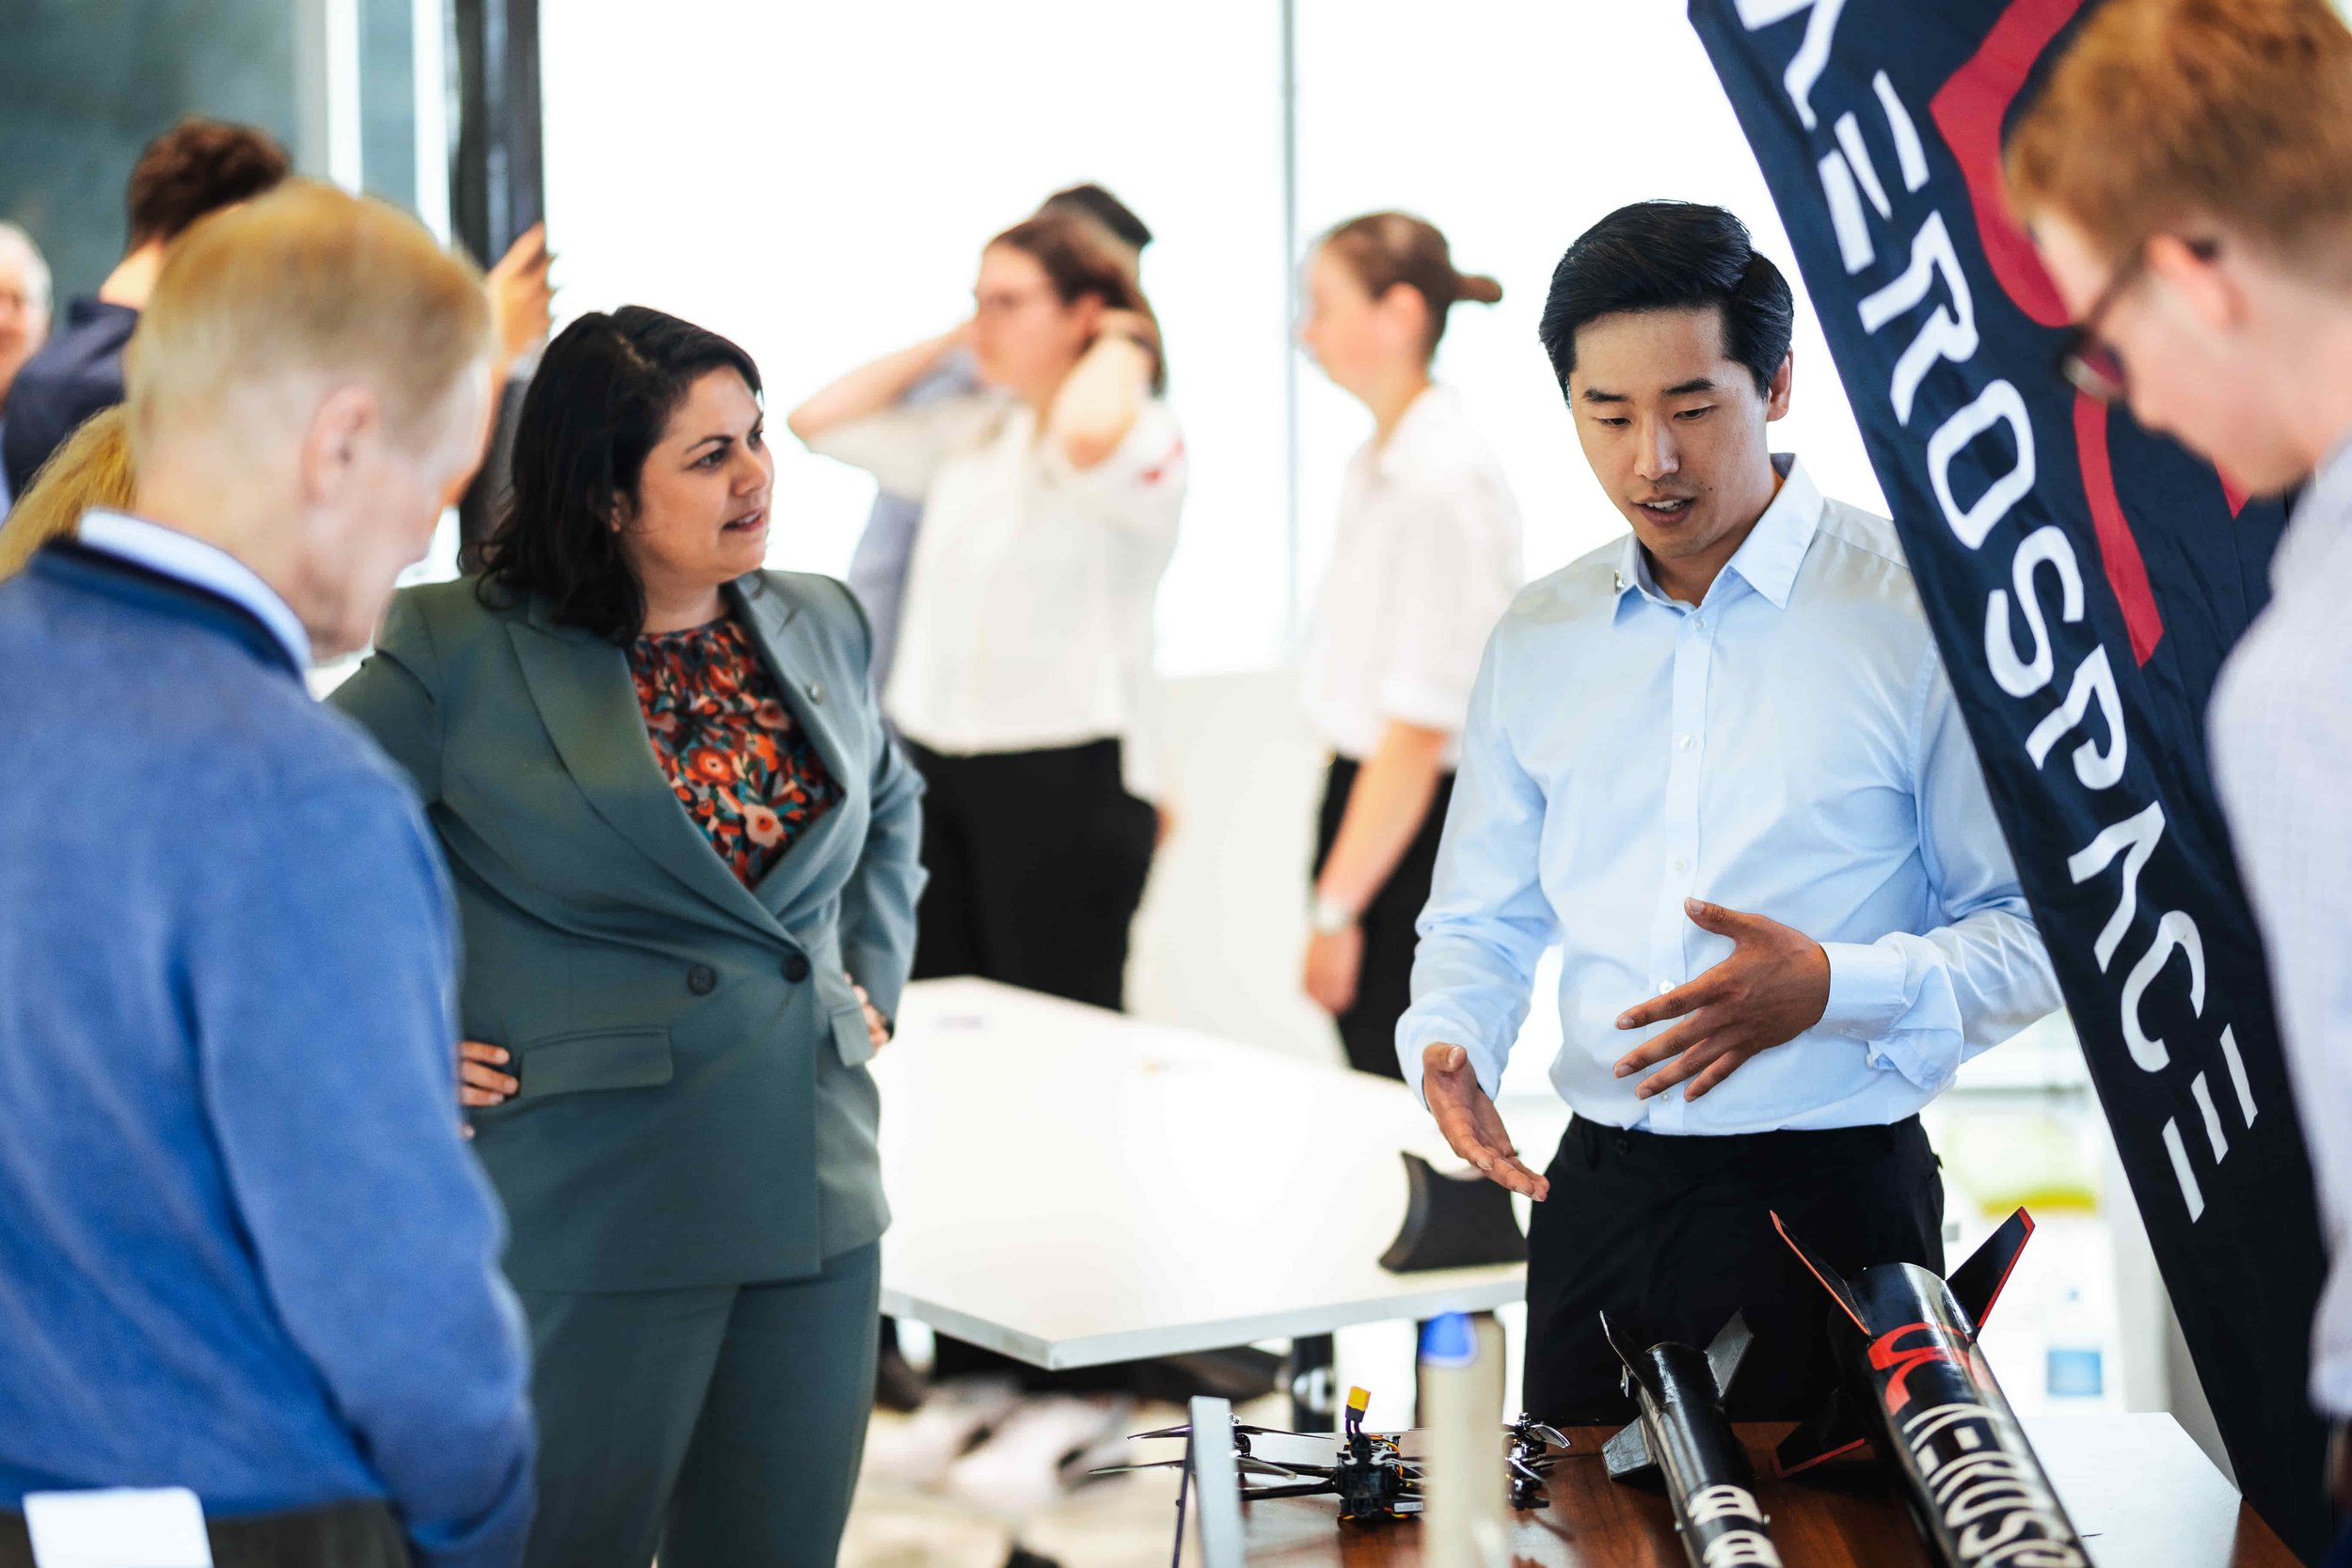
0,181,534,1568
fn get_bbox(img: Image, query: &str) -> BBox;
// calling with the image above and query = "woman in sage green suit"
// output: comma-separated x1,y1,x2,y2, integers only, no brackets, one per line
332,307,923,1568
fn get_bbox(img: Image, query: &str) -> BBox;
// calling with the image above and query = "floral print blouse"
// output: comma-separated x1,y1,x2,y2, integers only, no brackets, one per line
628,615,840,887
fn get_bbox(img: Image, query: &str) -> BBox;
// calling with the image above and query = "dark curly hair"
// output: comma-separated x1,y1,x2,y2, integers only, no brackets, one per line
477,307,762,642
125,119,291,247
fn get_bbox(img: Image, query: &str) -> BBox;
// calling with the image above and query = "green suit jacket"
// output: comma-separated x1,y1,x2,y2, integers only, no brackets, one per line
329,570,924,1292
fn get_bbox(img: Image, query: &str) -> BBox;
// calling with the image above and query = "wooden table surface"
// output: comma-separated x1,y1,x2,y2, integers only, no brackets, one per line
1235,1415,2296,1567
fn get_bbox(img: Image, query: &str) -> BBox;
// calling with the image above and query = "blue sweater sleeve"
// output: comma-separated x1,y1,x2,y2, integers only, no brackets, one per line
186,767,534,1568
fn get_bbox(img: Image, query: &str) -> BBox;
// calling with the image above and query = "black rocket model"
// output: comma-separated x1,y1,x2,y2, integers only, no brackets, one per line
1774,1207,2092,1568
1601,1312,1784,1568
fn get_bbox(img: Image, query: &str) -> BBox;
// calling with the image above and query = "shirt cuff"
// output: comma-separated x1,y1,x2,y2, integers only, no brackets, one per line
1819,940,1909,1039
1396,1017,1503,1110
1378,674,1476,734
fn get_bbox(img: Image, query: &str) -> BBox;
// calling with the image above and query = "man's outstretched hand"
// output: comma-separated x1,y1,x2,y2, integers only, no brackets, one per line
1611,898,1830,1101
1421,1043,1549,1201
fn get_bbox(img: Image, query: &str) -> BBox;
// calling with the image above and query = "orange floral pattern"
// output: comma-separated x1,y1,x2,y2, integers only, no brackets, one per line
628,616,839,887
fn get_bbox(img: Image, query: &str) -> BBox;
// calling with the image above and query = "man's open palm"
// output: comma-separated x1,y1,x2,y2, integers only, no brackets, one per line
1421,1043,1549,1200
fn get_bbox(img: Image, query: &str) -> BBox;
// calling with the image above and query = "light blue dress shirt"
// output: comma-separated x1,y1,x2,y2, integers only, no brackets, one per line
2211,431,2352,1413
1400,455,2058,1135
77,508,312,669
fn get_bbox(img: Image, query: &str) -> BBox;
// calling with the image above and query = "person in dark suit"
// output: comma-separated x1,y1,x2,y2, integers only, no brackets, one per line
331,307,925,1568
0,118,289,500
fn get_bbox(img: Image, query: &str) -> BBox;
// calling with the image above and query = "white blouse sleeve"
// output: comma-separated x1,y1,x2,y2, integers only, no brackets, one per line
1377,475,1524,735
1039,399,1189,539
803,393,1001,500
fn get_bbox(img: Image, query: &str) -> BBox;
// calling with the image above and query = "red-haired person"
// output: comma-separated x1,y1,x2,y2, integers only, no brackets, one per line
2010,0,2352,1547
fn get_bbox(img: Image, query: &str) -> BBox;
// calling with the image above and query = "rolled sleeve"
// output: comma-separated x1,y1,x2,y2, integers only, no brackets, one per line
1820,940,1910,1039
1397,625,1555,1105
1375,483,1518,737
1840,653,2060,1090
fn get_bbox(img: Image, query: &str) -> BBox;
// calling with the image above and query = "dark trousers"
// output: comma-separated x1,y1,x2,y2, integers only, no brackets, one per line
0,1499,407,1567
519,1243,881,1568
1524,1115,1945,1424
907,738,1157,1011
1311,757,1456,1081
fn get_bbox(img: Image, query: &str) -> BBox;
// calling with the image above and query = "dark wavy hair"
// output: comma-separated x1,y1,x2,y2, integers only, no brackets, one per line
1537,201,1795,397
477,307,761,642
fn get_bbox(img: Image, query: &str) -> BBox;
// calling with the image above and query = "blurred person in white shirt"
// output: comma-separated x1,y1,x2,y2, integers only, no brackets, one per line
790,211,1184,1016
1295,211,1524,1079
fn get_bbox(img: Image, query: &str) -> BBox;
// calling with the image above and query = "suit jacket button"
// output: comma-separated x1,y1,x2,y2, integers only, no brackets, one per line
687,965,717,995
781,953,811,984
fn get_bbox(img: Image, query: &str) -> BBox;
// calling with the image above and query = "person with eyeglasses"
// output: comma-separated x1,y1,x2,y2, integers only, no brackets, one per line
2010,1,2352,1554
1400,200,2058,1425
789,210,1184,1018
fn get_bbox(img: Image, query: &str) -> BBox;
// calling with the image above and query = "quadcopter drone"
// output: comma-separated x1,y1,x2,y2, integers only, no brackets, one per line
1091,1386,1569,1528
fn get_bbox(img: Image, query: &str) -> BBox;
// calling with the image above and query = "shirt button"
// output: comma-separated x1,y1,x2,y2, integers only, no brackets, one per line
1677,735,1695,752
807,680,825,705
781,954,811,984
1693,615,1707,629
1672,857,1690,874
1658,981,1675,996
687,965,717,995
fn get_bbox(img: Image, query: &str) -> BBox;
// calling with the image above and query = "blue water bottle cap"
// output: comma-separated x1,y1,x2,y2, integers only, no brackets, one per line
1420,1311,1478,1369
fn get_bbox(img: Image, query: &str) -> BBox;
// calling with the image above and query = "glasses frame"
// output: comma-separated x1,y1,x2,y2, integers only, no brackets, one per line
2056,236,2221,404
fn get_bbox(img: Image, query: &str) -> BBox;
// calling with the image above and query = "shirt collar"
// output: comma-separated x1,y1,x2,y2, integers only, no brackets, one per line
2275,429,2352,597
1366,385,1455,483
75,509,312,670
1612,453,1820,615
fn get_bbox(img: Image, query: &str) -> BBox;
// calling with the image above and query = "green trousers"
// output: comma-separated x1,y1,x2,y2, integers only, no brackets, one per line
518,1243,880,1568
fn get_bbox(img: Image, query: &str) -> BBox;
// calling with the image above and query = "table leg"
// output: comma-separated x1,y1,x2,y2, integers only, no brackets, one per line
1289,1333,1337,1434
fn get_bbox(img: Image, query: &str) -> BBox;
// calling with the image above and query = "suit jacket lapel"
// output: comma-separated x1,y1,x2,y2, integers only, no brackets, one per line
507,605,786,941
728,576,856,921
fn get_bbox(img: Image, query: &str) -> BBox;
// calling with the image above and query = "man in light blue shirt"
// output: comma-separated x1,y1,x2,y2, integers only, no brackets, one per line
1401,202,2058,1422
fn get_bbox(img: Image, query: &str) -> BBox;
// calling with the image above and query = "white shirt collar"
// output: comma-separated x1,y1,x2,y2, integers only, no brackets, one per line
1613,453,1821,613
1365,385,1458,484
75,509,312,670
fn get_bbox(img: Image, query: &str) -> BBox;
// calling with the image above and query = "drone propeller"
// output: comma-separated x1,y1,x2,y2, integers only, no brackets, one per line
1089,1453,1330,1481
1124,1418,1325,1443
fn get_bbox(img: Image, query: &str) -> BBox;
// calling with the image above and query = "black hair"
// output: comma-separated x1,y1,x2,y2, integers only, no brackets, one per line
1536,201,1795,397
1041,182,1153,254
477,306,762,643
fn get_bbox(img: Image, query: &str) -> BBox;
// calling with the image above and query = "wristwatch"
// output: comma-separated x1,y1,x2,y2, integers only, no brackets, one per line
1310,893,1359,935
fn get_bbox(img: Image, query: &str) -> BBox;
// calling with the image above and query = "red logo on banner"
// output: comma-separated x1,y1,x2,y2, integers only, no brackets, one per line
1927,0,2189,666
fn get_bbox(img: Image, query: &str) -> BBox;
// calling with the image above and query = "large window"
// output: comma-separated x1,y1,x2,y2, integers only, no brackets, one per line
538,4,1886,680
540,0,1292,674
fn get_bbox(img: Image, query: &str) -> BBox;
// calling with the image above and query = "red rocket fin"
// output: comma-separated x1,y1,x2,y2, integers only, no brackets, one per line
1771,1211,1867,1334
1773,1394,1871,1478
1947,1208,2035,1340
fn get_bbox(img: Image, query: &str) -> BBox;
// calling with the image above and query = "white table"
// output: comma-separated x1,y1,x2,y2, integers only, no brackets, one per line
872,978,1525,1384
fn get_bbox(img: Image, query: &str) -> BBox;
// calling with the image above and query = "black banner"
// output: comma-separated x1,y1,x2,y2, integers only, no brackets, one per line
1689,0,2327,1554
